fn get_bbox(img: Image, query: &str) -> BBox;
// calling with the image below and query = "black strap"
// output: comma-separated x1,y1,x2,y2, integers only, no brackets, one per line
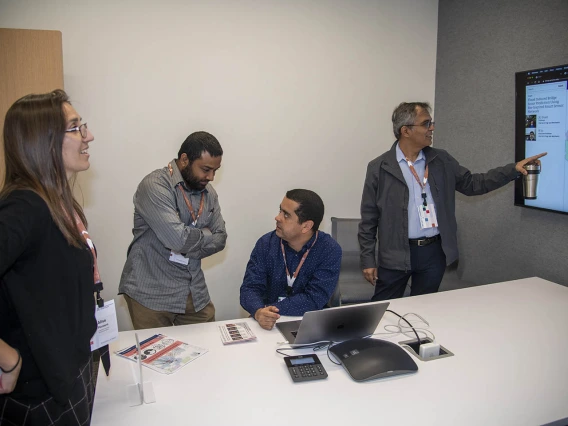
98,345,111,376
94,281,104,308
93,281,109,373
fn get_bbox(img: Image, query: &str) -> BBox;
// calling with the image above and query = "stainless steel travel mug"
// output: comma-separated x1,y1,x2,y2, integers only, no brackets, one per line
522,164,540,199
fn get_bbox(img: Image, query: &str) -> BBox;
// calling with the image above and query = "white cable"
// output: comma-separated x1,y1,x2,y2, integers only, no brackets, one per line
376,311,436,342
401,312,430,328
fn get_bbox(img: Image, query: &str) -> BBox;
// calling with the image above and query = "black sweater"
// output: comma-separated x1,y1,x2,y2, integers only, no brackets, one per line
0,190,96,404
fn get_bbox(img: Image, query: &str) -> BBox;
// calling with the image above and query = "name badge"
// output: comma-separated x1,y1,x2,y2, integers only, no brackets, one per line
418,203,438,229
169,250,189,265
91,300,119,351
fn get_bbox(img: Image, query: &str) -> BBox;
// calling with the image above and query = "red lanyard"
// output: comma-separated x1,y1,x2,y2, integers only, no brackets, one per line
74,212,101,284
280,231,319,287
178,188,204,226
73,211,104,308
406,158,429,206
169,162,204,225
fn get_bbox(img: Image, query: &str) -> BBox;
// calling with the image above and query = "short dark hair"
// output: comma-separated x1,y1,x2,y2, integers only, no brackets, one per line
178,131,223,162
285,189,325,231
392,102,432,139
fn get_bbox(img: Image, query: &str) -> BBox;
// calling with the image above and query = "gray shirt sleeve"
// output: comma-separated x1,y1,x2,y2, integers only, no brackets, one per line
185,189,227,260
134,172,226,258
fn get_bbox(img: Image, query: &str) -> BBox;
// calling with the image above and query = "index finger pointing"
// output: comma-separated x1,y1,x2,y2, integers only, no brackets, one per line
528,152,547,161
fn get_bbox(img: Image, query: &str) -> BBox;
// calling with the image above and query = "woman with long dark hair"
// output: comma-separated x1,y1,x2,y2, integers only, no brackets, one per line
0,90,99,425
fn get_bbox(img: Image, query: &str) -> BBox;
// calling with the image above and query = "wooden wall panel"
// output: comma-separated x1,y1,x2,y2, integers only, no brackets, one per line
0,28,64,189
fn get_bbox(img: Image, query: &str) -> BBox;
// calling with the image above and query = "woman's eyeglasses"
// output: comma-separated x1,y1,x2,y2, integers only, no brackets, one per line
65,123,88,138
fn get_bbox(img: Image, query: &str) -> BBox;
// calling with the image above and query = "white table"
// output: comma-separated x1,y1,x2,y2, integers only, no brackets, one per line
92,277,568,426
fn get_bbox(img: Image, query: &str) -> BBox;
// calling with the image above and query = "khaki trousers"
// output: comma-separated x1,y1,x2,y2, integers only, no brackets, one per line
124,293,215,330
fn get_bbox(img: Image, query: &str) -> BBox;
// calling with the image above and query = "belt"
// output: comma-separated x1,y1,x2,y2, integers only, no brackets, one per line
409,234,441,247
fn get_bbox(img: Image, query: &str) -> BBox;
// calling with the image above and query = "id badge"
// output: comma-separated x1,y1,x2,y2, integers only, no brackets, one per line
91,300,119,351
169,250,189,265
418,203,438,229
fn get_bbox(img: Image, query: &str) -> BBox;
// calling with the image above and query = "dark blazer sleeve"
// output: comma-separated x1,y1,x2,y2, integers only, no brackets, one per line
445,152,518,196
359,161,380,270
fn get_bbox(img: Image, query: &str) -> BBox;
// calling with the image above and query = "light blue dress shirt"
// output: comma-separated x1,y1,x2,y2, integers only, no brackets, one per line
396,143,440,239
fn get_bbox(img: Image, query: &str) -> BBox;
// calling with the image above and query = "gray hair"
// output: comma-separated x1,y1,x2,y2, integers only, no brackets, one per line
392,102,432,139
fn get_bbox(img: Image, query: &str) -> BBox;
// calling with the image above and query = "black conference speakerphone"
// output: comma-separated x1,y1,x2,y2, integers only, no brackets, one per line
284,354,328,382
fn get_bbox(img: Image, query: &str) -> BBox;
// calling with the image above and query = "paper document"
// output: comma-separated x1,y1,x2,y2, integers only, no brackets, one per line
115,334,207,374
91,299,119,351
219,322,257,344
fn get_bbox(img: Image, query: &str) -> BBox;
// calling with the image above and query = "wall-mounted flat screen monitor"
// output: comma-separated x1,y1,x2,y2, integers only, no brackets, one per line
515,63,568,215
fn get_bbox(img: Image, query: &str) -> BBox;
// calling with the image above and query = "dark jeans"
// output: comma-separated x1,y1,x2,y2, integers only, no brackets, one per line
371,239,446,301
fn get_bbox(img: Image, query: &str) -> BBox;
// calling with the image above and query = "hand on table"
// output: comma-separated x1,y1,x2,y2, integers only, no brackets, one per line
254,306,280,330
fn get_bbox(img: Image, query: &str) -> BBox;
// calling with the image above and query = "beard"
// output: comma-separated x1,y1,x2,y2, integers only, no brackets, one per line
180,164,207,190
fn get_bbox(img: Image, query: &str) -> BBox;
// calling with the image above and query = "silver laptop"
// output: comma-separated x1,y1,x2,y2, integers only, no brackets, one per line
275,301,390,345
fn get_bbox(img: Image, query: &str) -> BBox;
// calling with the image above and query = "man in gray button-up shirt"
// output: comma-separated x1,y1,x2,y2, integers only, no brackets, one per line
119,131,227,329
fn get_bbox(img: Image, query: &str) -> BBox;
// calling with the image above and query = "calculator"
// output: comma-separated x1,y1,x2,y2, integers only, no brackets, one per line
284,354,328,382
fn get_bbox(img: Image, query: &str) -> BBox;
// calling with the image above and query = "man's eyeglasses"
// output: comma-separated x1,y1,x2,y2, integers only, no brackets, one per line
404,120,435,131
65,123,88,138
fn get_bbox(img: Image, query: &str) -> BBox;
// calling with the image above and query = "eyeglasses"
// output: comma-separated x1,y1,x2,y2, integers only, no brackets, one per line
65,123,88,138
404,120,435,130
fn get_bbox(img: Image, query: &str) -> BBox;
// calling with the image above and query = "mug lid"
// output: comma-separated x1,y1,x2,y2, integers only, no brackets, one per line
524,164,541,171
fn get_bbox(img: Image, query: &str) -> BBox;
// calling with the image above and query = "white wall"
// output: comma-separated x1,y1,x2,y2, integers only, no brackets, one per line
0,0,438,330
